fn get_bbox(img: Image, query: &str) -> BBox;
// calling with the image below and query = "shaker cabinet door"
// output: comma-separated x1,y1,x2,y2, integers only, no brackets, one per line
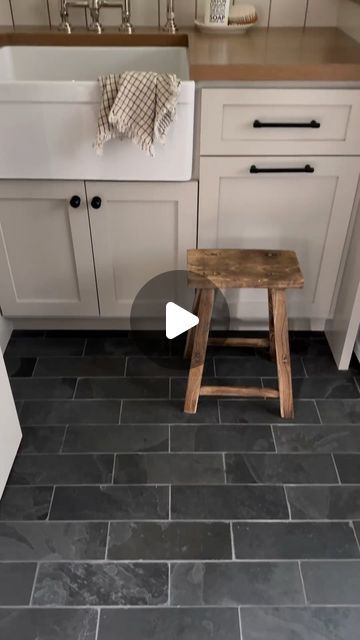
88,181,198,318
0,180,98,317
198,156,360,324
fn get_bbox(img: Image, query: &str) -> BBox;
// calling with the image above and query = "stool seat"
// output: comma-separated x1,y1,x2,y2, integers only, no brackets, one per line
188,249,304,290
184,248,304,420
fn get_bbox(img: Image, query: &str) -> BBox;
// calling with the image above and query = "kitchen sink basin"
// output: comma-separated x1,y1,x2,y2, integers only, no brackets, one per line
0,46,195,180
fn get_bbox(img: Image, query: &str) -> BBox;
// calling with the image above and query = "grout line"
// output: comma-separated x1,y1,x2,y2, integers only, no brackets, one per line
167,562,171,606
313,401,323,425
222,452,227,483
111,455,116,484
284,486,292,521
3,558,360,565
351,521,360,553
123,357,128,377
169,485,171,521
332,454,342,485
118,400,123,424
168,425,171,453
104,521,111,560
59,425,69,453
230,522,235,560
270,425,278,453
298,561,308,604
354,376,360,395
81,339,88,357
29,562,40,606
217,399,221,424
31,357,39,377
304,0,309,28
8,0,15,29
94,607,101,640
238,607,243,640
46,485,56,521
301,357,308,378
72,378,79,399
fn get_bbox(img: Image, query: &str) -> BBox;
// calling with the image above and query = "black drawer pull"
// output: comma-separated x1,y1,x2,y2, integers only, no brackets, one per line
70,195,81,208
91,196,102,210
253,119,320,129
250,164,315,174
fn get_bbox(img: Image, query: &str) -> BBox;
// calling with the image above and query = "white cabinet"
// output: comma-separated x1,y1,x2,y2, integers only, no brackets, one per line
0,181,99,317
199,156,360,323
200,89,360,156
87,181,198,317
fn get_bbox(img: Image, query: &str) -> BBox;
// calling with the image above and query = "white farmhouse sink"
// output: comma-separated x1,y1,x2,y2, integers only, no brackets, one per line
0,46,195,180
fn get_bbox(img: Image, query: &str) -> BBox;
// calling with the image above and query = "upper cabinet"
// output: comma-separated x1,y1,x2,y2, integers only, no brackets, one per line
87,181,198,317
0,181,99,317
198,156,360,323
200,89,360,156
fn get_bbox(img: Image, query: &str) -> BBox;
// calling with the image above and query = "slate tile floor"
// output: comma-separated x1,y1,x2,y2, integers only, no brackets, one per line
1,331,360,639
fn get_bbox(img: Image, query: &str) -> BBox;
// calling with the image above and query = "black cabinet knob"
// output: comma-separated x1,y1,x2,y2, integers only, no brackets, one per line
91,196,102,210
70,195,81,208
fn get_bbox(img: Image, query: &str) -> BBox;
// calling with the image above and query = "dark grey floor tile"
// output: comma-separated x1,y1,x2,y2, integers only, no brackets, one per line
98,608,240,640
85,334,169,357
241,606,360,640
334,455,360,484
63,424,169,453
0,563,36,605
215,355,304,377
4,356,37,378
20,400,121,425
172,485,288,520
288,335,333,356
8,454,114,485
6,336,85,357
233,522,360,559
171,424,275,452
301,561,360,604
121,400,219,424
170,562,304,606
267,377,360,399
0,486,53,521
219,400,319,424
75,377,169,399
286,486,360,520
34,356,126,377
126,357,214,377
273,424,360,452
0,608,98,640
171,377,262,399
226,453,338,484
18,426,66,454
50,485,169,520
108,522,232,560
303,355,359,376
10,377,76,400
0,522,107,560
114,453,224,485
32,562,168,606
317,400,360,424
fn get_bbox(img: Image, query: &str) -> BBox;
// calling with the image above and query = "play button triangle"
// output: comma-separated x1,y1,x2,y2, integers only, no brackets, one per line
166,302,199,340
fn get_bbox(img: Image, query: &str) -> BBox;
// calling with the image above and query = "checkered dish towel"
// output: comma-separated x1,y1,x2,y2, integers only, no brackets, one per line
95,71,181,157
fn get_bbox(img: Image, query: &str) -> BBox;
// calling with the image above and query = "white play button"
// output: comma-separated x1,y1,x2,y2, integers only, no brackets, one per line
166,302,199,340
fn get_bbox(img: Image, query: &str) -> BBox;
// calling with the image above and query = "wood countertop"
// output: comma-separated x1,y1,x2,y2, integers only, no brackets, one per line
0,26,360,81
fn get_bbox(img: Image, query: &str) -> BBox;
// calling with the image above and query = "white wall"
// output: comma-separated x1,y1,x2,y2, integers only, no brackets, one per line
338,0,360,42
0,0,341,29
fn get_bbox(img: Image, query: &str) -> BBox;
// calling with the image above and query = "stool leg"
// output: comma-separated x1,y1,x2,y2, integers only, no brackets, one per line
268,289,276,362
184,288,215,414
270,288,294,419
184,290,201,360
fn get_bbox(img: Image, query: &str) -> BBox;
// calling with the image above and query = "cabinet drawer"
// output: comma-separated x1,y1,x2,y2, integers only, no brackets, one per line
198,156,360,322
200,89,360,156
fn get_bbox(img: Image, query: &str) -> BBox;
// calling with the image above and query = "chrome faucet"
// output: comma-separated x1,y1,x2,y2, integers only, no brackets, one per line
162,0,178,33
59,0,134,34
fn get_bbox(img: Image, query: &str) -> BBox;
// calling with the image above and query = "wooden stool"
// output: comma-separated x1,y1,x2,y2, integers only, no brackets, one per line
184,249,304,419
